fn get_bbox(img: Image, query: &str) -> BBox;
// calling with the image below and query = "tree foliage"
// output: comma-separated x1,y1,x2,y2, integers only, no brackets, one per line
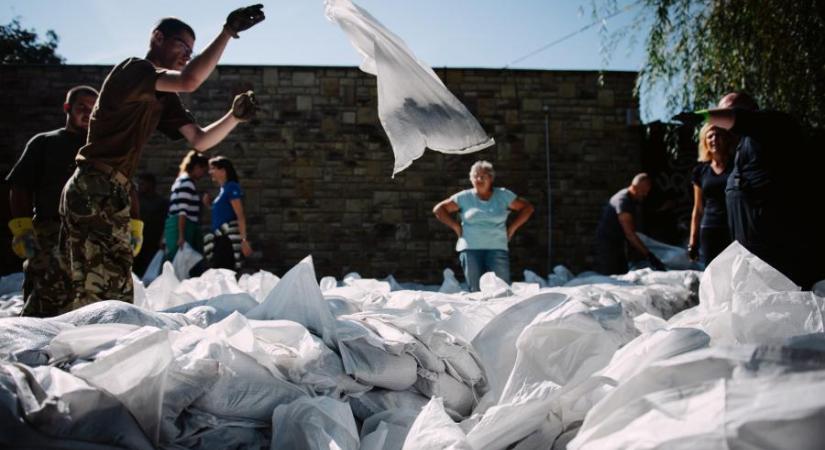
1,18,64,65
597,0,825,128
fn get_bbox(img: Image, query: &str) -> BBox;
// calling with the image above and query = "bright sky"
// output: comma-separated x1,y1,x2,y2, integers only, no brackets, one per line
2,0,663,118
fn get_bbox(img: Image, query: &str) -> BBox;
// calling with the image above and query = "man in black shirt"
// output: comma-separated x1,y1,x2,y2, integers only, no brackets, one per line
706,92,821,288
6,85,99,316
595,173,666,275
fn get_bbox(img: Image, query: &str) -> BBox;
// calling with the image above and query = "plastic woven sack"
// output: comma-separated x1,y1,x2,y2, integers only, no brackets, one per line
325,0,494,176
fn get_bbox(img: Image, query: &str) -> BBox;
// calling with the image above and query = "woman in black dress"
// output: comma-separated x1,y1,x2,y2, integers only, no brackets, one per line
688,123,735,266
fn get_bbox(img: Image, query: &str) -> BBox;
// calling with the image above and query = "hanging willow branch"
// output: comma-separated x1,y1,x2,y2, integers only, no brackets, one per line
596,0,825,128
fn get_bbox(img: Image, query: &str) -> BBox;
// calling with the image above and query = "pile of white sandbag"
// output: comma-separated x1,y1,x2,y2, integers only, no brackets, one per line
1,242,823,449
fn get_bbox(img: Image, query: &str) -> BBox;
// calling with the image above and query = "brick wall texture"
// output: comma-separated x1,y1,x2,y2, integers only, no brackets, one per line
1,64,642,283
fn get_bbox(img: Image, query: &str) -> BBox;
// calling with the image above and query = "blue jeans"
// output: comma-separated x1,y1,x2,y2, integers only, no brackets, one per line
459,249,510,292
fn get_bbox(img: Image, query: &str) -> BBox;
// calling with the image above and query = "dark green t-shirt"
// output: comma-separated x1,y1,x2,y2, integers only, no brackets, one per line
6,127,85,220
76,57,195,178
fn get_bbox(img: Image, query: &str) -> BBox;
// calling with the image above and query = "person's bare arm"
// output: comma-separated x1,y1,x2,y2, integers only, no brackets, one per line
9,186,33,218
433,198,462,237
155,30,233,93
506,197,534,240
618,212,650,256
178,113,240,152
689,185,703,250
230,198,252,257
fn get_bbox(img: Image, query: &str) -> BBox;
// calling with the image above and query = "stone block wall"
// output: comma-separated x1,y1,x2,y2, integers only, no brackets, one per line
1,64,642,282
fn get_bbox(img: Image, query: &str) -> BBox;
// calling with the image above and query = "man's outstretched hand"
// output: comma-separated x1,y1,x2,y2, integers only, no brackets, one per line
232,90,258,122
225,4,265,38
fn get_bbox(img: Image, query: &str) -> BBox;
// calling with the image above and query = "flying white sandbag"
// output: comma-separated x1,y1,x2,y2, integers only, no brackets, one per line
247,256,337,347
325,0,494,176
271,397,360,450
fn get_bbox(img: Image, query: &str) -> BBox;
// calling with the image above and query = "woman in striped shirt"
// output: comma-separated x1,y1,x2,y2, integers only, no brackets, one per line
164,150,209,261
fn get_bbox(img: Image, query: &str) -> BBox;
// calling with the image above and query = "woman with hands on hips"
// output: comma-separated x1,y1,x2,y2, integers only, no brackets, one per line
433,161,534,292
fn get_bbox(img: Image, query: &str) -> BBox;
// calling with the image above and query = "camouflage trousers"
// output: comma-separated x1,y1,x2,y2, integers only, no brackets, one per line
20,218,73,317
60,165,133,309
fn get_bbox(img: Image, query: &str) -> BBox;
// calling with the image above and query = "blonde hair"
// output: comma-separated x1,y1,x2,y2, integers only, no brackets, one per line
178,149,209,175
697,123,728,162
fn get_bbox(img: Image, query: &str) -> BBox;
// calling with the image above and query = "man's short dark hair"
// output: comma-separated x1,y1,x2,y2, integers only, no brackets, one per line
64,85,99,106
153,17,195,41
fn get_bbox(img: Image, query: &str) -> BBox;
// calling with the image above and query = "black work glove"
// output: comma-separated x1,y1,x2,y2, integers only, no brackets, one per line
671,110,709,126
648,253,666,271
687,245,699,261
231,90,258,122
224,4,265,38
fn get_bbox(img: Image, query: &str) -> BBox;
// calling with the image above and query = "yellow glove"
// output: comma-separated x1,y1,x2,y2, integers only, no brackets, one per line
8,217,36,259
130,219,144,256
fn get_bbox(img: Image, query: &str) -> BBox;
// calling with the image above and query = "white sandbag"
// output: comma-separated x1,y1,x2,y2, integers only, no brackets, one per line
547,265,574,287
0,362,154,449
248,319,369,397
523,270,548,288
176,268,244,300
163,292,260,326
143,262,196,311
699,241,799,311
336,319,419,390
238,270,280,303
141,249,164,285
730,291,825,345
48,323,139,363
172,242,202,280
325,0,494,176
0,272,24,296
55,300,196,330
158,354,220,444
479,271,510,296
439,268,463,294
71,327,173,444
414,369,475,417
320,276,338,292
0,317,74,365
570,369,825,450
472,291,568,407
271,397,360,450
637,232,699,270
814,280,825,297
402,397,472,450
350,388,430,422
360,408,421,450
247,256,338,347
174,314,309,422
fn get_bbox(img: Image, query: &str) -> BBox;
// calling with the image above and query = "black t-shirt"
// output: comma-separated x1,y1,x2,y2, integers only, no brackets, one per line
596,188,638,241
726,109,800,196
6,128,85,220
692,162,732,228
